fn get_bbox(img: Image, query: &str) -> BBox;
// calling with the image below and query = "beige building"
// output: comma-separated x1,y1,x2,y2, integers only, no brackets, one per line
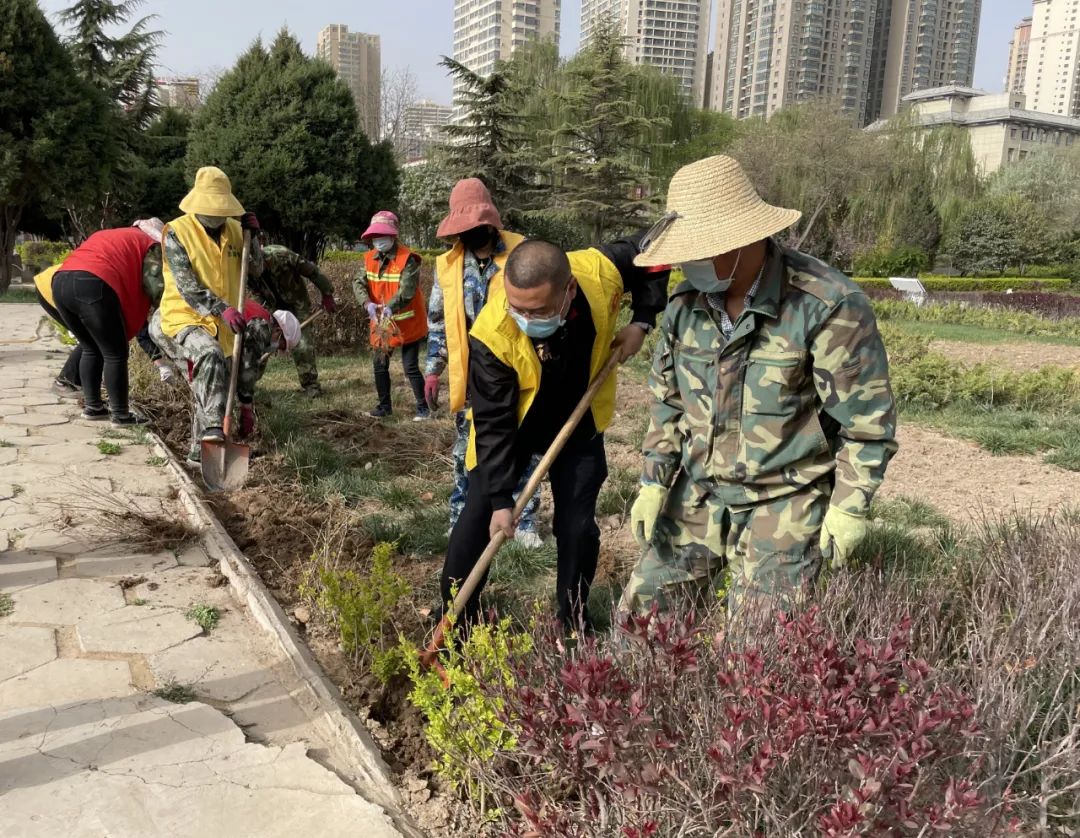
402,100,453,162
452,0,560,83
154,78,199,110
1006,17,1033,93
1024,0,1080,117
316,25,381,139
580,0,712,105
709,0,980,125
873,86,1080,174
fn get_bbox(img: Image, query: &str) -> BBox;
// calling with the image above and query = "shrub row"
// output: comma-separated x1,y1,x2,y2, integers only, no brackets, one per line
15,240,70,271
323,248,442,265
855,276,1072,292
873,298,1080,341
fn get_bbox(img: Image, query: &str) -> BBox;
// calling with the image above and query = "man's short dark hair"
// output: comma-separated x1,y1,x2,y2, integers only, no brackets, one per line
505,239,571,290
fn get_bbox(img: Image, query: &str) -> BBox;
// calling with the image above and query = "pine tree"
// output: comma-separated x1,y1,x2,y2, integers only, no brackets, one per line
546,25,666,242
0,0,117,290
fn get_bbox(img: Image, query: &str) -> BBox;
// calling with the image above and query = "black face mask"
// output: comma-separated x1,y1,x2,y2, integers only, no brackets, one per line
459,226,494,252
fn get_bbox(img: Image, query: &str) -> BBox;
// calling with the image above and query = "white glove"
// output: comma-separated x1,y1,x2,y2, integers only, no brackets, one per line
156,362,175,382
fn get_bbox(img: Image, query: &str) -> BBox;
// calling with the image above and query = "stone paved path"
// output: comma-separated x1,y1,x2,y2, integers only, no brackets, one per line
0,304,404,837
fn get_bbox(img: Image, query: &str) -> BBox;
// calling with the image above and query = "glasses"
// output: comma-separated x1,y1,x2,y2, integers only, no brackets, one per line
506,283,571,320
640,211,682,252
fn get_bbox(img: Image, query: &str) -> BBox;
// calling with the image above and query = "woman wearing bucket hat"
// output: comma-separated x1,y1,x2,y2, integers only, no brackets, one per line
353,210,429,420
620,155,897,619
424,178,545,547
157,166,264,462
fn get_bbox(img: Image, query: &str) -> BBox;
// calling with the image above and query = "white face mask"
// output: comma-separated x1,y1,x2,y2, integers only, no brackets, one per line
373,236,395,253
196,214,227,230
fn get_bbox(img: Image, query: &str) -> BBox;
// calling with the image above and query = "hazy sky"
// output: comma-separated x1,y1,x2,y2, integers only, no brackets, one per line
39,0,1028,105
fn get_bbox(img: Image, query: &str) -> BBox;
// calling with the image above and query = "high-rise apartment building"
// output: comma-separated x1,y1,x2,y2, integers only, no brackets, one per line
709,0,980,125
452,0,560,84
154,78,200,110
580,0,712,105
402,100,454,162
316,25,381,139
1006,17,1033,93
1025,0,1080,117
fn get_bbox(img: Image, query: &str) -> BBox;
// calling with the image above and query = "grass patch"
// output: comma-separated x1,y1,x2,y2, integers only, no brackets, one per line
597,466,639,517
360,506,449,556
186,603,220,632
488,540,558,586
145,455,166,467
131,598,148,606
153,682,197,703
0,287,37,304
96,440,122,456
0,440,14,448
888,319,1080,347
0,592,13,617
869,495,950,530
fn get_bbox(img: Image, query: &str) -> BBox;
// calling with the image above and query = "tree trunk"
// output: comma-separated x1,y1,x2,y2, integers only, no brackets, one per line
0,205,22,295
796,197,829,251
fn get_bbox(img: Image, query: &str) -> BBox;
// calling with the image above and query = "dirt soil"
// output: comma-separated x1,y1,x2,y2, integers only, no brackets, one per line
931,339,1080,371
879,424,1080,523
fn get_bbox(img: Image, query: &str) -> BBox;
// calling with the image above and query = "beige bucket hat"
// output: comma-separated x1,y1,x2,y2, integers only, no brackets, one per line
635,155,802,266
179,166,245,217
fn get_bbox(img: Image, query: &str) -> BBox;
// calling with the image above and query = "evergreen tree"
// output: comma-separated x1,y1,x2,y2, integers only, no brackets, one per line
0,0,117,290
398,162,455,249
130,108,193,221
186,30,399,258
546,25,666,242
944,198,1041,276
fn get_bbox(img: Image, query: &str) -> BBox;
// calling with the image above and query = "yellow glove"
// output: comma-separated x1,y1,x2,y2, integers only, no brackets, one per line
630,483,668,549
820,507,869,569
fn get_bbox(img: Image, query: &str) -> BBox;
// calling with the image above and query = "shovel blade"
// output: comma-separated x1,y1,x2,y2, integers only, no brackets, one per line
200,439,250,492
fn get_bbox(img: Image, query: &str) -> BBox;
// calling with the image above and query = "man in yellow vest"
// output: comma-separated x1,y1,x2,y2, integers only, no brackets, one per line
424,179,542,546
440,236,668,630
158,166,264,461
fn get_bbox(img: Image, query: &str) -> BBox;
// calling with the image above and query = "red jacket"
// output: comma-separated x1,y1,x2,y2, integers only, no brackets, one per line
60,228,157,340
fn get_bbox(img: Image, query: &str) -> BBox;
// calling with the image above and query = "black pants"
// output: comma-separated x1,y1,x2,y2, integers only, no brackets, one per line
442,431,608,627
51,271,130,416
373,338,425,412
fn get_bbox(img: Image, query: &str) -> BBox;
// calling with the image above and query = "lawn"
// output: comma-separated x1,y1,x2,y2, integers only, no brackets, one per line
0,286,37,304
889,318,1080,347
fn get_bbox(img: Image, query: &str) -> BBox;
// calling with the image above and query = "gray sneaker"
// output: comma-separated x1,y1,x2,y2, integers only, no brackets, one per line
52,379,80,400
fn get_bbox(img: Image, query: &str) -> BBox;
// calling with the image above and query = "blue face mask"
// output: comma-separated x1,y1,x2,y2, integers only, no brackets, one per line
681,248,741,294
509,286,570,339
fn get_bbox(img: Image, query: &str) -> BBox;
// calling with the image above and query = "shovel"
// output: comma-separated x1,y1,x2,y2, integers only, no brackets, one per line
258,308,325,365
420,350,623,681
201,230,252,492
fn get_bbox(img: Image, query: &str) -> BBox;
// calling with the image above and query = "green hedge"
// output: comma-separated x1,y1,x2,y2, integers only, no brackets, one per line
16,241,70,271
855,276,1072,292
323,247,441,265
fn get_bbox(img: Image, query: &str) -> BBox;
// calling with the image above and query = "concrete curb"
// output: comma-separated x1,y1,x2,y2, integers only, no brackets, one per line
151,436,424,838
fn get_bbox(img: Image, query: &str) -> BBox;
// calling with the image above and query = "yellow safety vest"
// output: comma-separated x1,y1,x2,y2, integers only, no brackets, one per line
34,266,60,308
465,248,625,470
435,230,524,413
159,214,244,355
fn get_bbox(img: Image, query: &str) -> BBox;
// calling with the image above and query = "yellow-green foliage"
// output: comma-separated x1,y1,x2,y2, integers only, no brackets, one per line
402,618,532,796
310,541,410,664
874,299,1080,341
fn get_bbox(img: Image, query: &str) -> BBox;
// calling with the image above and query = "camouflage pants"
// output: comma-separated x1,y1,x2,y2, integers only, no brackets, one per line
449,410,541,533
149,311,270,457
277,295,318,388
621,474,827,618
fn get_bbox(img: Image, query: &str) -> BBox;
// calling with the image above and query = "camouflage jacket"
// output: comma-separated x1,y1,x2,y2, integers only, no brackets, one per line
641,240,897,515
256,244,333,311
163,228,264,318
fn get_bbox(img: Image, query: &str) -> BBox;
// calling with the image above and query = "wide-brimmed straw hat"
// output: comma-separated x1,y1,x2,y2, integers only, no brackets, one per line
362,211,400,240
437,178,502,238
179,166,245,217
635,155,802,266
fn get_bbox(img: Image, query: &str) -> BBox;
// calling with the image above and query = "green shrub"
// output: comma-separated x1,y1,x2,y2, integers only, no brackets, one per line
16,240,70,271
852,244,929,278
321,249,363,262
856,276,1072,292
309,541,411,667
402,616,531,798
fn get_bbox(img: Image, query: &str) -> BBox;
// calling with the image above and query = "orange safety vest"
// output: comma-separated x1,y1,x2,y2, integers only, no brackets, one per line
364,245,427,348
435,230,524,413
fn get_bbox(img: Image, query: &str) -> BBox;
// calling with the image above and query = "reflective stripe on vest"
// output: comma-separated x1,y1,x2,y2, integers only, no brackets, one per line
158,215,244,356
364,246,427,346
464,248,625,470
434,230,525,414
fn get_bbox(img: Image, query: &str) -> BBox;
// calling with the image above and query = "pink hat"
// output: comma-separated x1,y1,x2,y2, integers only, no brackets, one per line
362,211,399,240
436,178,503,239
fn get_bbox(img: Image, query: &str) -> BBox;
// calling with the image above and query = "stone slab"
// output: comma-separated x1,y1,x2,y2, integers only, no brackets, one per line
75,549,178,578
0,551,57,591
17,442,107,465
78,606,203,655
0,625,56,681
8,577,125,625
3,412,70,427
19,525,103,554
0,395,60,407
150,632,278,704
0,446,18,465
0,699,401,837
176,545,212,567
0,658,134,708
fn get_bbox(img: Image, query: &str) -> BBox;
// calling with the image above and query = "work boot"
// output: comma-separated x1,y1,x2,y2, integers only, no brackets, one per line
368,405,392,419
302,383,322,399
201,426,225,443
82,405,109,421
52,378,80,399
413,404,430,422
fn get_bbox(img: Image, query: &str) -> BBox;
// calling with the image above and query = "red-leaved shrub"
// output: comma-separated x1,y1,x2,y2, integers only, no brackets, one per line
463,607,1001,837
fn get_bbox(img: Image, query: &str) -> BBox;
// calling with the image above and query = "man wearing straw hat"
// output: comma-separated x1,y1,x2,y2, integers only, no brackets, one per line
158,166,264,463
622,155,897,617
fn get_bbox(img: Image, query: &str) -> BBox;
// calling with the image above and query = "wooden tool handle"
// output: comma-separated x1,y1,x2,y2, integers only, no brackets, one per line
222,230,250,439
